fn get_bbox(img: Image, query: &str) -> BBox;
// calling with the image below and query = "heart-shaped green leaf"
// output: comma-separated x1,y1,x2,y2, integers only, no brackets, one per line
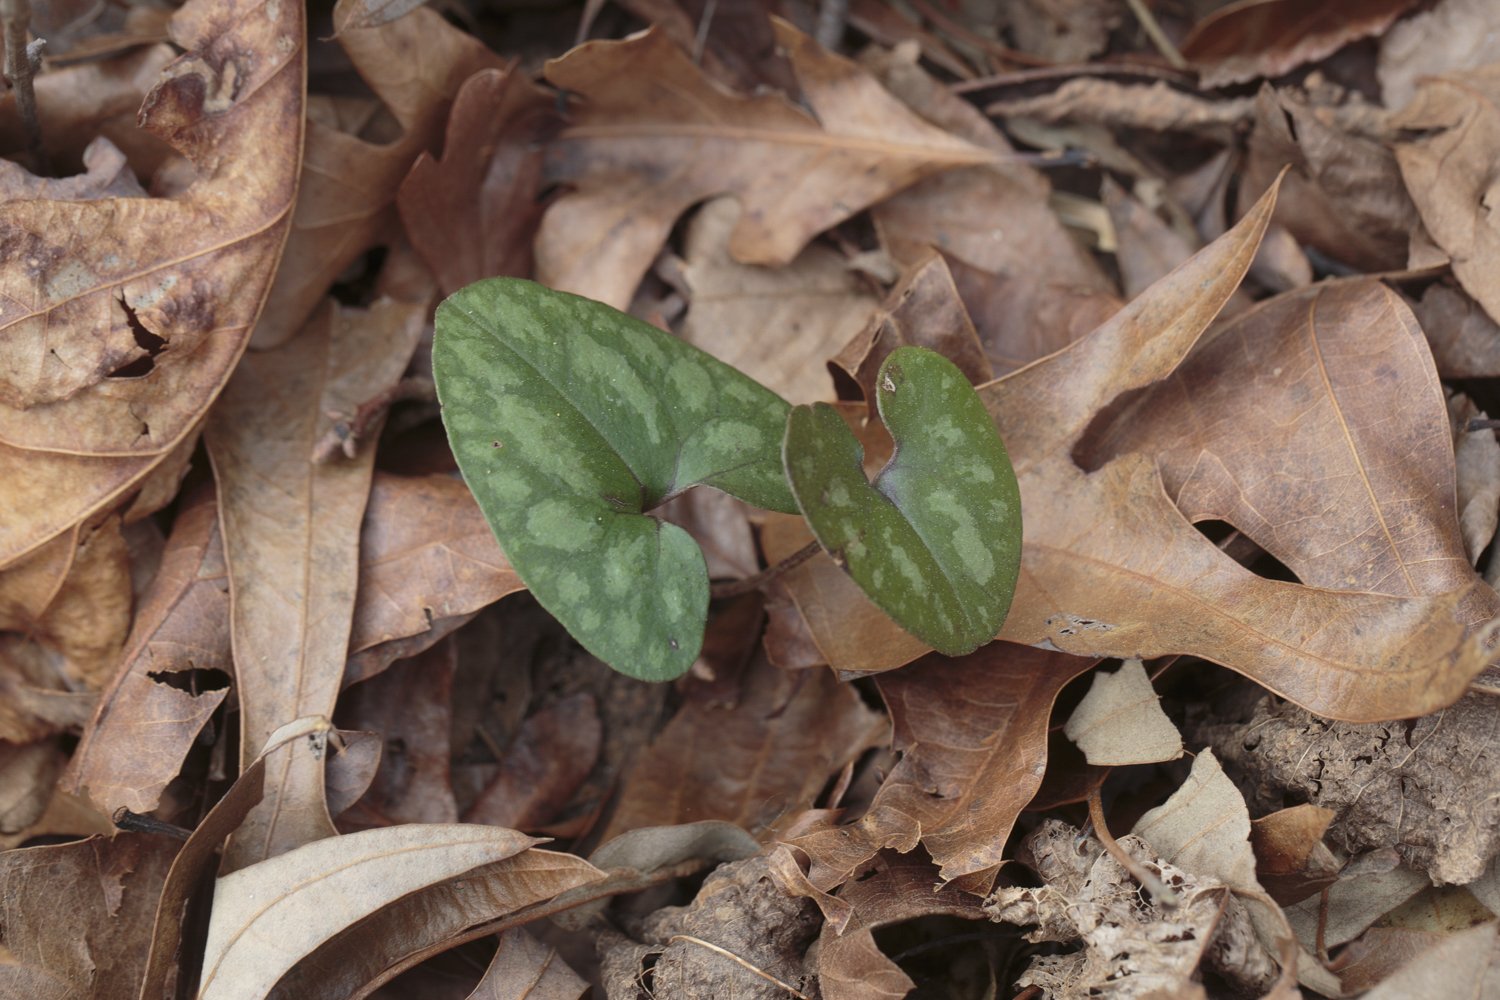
784,346,1022,656
434,278,796,681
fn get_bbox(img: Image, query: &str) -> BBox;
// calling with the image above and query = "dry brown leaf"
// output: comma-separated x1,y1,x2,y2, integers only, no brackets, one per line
62,486,230,816
1378,0,1500,110
788,643,1094,890
254,9,502,347
1242,87,1417,273
536,20,994,308
676,197,880,404
1249,804,1340,906
197,824,587,1000
815,852,986,1000
1101,177,1203,301
1450,393,1500,563
600,656,886,842
0,831,180,999
0,738,68,836
467,929,588,1000
0,0,304,568
349,472,522,660
1083,280,1496,621
396,67,556,297
336,639,459,828
1284,860,1429,951
1063,658,1183,766
332,0,428,33
464,692,601,831
1360,920,1500,998
207,297,424,867
864,48,1118,374
1002,0,1119,62
1393,66,1500,328
829,250,993,405
1180,0,1420,88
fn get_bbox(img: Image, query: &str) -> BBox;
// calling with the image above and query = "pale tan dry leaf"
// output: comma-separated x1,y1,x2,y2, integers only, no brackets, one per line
1063,658,1182,766
1285,862,1430,950
0,634,96,742
1002,0,1119,62
198,824,559,999
536,20,994,308
0,0,304,568
331,0,428,33
1379,0,1500,110
0,831,180,999
1450,394,1500,563
1394,66,1500,328
207,298,424,868
467,929,588,1000
0,738,65,834
677,197,880,404
62,486,229,816
1415,283,1500,379
396,67,556,297
254,9,502,347
599,656,886,842
1360,920,1500,998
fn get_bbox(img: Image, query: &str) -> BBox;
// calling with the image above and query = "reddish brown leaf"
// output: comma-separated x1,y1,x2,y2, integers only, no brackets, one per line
397,67,556,296
536,20,993,307
1250,804,1340,906
465,693,602,832
600,656,886,842
206,298,424,867
467,929,588,1000
1181,0,1420,88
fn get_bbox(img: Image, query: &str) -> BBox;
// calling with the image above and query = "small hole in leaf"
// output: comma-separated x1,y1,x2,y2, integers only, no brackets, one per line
146,667,231,693
108,297,168,378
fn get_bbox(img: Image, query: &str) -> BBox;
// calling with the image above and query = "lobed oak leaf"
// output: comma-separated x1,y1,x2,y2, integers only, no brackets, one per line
535,19,994,308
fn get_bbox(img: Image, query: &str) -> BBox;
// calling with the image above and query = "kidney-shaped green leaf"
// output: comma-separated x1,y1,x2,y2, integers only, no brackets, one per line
434,278,796,681
784,346,1022,656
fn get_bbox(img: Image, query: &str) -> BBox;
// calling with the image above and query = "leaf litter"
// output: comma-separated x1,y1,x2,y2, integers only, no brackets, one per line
7,1,1500,997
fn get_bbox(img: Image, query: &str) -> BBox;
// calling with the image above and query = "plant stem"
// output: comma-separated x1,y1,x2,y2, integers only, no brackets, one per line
710,539,822,599
2,0,44,172
1087,787,1179,908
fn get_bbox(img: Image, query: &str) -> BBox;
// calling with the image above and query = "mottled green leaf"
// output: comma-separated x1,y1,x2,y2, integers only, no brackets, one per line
433,278,795,681
784,347,1021,655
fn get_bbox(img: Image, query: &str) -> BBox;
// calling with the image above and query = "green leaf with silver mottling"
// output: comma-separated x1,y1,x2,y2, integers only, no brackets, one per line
434,278,797,681
783,346,1022,656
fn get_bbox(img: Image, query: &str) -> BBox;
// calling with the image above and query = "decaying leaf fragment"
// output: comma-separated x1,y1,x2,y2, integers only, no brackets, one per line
537,19,993,307
0,0,304,567
1063,658,1182,766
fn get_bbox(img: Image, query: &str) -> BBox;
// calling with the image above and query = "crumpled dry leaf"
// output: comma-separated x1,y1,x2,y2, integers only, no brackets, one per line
1414,282,1500,379
396,66,556,297
0,0,304,568
862,46,1118,374
62,486,229,816
986,819,1254,998
0,831,180,999
1249,804,1340,906
1449,393,1500,563
464,692,601,831
254,9,502,347
1242,87,1417,273
1002,0,1119,62
1360,920,1500,998
207,298,424,868
1284,859,1429,950
1181,0,1420,88
816,852,987,1000
785,643,1095,889
1393,65,1500,328
1378,0,1500,110
1063,658,1183,766
197,824,587,1000
676,196,880,404
600,656,886,841
331,0,427,33
536,20,993,308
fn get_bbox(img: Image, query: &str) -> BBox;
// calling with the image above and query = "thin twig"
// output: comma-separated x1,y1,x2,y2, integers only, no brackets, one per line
710,540,822,600
668,935,811,999
1087,787,1179,908
113,808,193,841
1123,0,1188,69
2,0,44,170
